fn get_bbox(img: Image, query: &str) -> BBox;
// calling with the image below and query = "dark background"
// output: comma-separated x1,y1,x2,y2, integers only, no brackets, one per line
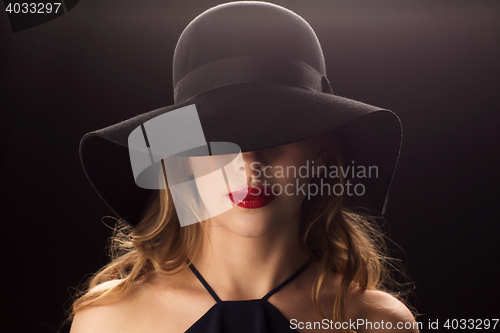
1,0,499,332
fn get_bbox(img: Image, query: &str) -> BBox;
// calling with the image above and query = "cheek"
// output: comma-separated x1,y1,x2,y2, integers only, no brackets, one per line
276,140,321,171
268,161,313,201
190,155,248,222
275,148,317,180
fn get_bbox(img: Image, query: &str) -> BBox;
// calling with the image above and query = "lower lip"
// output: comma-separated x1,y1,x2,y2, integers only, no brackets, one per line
228,187,277,209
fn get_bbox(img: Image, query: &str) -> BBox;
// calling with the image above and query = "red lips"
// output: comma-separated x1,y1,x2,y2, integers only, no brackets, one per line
228,186,276,209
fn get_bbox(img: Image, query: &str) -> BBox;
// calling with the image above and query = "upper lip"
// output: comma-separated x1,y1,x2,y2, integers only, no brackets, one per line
228,186,272,198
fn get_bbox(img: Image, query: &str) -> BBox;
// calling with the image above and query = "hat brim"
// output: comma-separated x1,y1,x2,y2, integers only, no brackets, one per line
80,83,401,226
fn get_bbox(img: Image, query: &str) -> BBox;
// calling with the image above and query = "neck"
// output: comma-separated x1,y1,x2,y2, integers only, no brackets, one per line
191,214,309,301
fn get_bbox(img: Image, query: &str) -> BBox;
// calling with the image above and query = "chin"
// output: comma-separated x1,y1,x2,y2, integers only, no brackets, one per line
206,209,286,239
231,221,280,239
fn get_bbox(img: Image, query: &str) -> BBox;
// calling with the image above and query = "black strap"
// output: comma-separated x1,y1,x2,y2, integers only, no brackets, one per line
174,56,332,103
188,262,222,303
262,260,311,301
187,260,311,302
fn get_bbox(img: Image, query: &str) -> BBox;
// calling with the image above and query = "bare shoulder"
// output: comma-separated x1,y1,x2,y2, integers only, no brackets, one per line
70,269,216,333
350,289,420,333
70,279,142,333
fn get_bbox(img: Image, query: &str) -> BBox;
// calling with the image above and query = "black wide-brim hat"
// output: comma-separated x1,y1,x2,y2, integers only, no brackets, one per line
80,1,402,227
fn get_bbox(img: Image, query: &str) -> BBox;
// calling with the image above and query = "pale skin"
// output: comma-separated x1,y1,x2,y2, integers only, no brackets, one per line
71,137,419,333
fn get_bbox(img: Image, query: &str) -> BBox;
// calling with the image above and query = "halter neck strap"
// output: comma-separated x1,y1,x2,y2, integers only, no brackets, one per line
188,262,222,303
262,260,311,301
187,260,311,303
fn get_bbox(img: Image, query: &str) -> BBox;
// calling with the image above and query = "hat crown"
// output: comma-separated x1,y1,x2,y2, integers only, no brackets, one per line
173,2,327,91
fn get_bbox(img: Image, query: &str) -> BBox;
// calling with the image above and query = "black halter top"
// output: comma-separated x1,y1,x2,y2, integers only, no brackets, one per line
184,261,311,333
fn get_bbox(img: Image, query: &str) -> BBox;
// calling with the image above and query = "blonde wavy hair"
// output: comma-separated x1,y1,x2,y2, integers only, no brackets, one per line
70,135,412,332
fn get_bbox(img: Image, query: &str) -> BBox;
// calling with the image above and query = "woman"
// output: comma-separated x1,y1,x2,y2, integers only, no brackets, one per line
70,2,418,332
